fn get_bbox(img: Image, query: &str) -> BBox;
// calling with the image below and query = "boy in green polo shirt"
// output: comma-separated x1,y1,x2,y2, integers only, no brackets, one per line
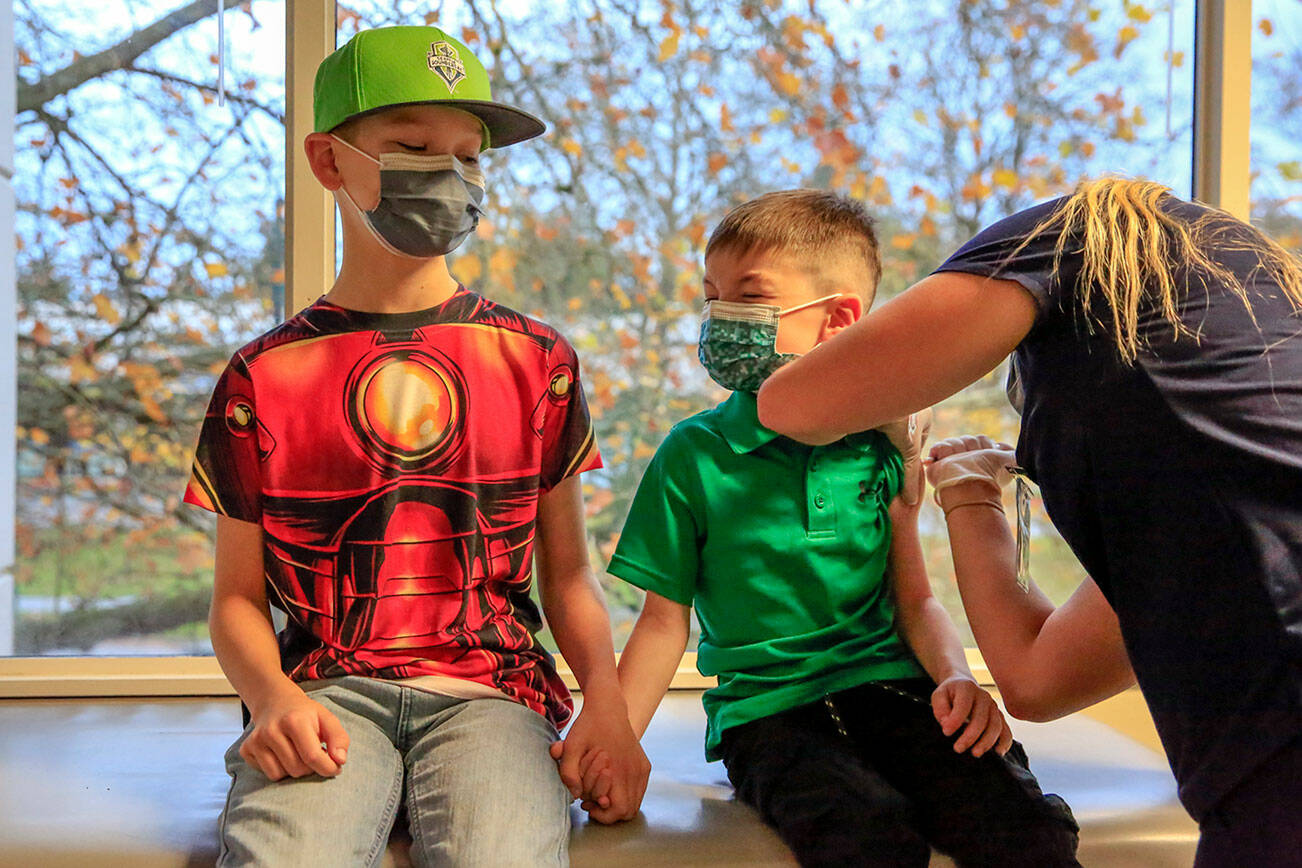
596,190,1080,865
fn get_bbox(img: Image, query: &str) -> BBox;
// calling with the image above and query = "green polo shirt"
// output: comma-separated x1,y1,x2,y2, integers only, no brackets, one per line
609,391,927,760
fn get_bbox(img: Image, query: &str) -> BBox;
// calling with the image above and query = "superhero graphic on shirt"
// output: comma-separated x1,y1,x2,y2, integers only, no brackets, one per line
184,290,601,728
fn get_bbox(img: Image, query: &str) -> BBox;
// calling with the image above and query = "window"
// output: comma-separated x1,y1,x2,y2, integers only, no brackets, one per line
9,0,285,656
0,0,1210,665
1250,0,1302,250
342,1,1195,647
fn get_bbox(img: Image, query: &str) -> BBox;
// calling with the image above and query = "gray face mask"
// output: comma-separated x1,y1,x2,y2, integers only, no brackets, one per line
333,136,486,259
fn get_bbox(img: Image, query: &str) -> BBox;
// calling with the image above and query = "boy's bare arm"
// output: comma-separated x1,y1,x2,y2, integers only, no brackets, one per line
617,591,691,738
210,515,349,779
887,491,1013,758
535,476,651,823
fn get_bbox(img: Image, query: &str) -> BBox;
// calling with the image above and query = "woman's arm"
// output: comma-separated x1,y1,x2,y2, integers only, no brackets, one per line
935,476,1136,722
757,273,1037,444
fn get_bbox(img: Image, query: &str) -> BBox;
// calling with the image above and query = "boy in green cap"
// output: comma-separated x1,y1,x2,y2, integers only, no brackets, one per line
186,25,648,866
586,190,1080,866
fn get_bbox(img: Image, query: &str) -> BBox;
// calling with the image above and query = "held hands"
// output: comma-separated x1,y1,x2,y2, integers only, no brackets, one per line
924,435,1017,515
241,685,350,780
548,689,651,824
932,675,1014,758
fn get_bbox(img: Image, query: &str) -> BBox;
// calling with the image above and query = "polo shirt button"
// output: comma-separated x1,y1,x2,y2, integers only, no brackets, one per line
814,494,826,509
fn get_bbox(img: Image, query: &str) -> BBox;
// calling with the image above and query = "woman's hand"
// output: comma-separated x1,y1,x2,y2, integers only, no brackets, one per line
925,436,1016,514
878,408,933,506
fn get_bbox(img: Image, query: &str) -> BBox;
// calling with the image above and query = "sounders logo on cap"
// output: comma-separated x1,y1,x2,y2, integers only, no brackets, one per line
427,42,466,91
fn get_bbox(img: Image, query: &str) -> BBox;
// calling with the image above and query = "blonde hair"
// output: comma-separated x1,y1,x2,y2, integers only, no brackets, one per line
1019,177,1302,362
706,189,882,300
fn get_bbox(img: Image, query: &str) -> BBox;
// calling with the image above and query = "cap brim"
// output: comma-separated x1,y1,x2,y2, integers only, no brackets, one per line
341,99,546,149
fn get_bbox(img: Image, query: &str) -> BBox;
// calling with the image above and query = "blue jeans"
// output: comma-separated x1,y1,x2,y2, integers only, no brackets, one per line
217,676,571,867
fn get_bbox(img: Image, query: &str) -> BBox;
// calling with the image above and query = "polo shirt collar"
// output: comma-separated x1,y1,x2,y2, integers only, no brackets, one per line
715,391,782,454
715,391,883,455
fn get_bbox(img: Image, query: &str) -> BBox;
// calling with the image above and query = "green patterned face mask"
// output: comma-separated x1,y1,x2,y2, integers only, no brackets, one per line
697,295,840,392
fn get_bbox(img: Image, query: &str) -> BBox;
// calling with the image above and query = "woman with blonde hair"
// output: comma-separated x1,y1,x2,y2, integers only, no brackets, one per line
755,178,1302,866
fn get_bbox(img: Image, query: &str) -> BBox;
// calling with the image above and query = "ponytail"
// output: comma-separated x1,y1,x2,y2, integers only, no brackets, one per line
1021,177,1302,363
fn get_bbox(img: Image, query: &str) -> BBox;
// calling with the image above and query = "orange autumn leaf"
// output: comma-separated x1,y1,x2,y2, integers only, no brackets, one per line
1113,25,1139,59
774,71,801,96
707,152,728,175
140,395,169,424
91,293,121,325
658,32,680,62
832,83,850,113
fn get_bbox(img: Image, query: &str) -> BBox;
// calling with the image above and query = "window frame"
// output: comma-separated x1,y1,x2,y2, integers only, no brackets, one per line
0,0,1256,695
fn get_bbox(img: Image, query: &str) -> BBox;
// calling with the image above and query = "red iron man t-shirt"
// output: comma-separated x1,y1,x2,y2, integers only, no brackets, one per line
185,289,602,728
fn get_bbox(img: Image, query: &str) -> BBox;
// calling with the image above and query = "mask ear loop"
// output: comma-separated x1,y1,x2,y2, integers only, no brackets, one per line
778,293,843,317
330,134,382,165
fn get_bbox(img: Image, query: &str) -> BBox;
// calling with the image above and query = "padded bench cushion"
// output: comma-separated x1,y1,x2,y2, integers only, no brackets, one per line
0,693,1197,867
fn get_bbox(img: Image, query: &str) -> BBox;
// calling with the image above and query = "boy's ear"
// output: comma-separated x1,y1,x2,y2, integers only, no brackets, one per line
822,293,864,338
304,132,344,191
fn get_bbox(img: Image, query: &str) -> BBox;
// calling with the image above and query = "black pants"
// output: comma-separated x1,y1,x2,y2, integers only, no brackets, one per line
1194,734,1302,867
718,679,1080,868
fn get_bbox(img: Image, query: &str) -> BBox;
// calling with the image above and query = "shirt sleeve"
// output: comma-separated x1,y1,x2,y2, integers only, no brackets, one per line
931,197,1075,314
538,335,603,492
183,352,264,523
607,429,701,606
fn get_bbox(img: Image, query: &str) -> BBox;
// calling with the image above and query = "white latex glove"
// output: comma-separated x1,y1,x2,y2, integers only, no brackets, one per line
877,408,933,506
925,436,1017,513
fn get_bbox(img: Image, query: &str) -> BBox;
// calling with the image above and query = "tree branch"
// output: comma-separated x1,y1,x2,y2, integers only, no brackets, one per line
17,0,224,115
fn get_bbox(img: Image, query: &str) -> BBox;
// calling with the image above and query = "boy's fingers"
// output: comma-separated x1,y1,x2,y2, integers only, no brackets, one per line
937,685,972,735
996,727,1014,756
286,718,340,777
251,746,287,781
931,689,954,731
265,730,310,778
557,748,583,797
970,720,1005,758
590,766,614,807
318,710,350,766
549,739,565,761
580,750,609,796
954,701,991,753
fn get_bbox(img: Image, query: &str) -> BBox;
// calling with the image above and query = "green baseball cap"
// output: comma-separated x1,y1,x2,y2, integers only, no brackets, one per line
313,25,545,149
